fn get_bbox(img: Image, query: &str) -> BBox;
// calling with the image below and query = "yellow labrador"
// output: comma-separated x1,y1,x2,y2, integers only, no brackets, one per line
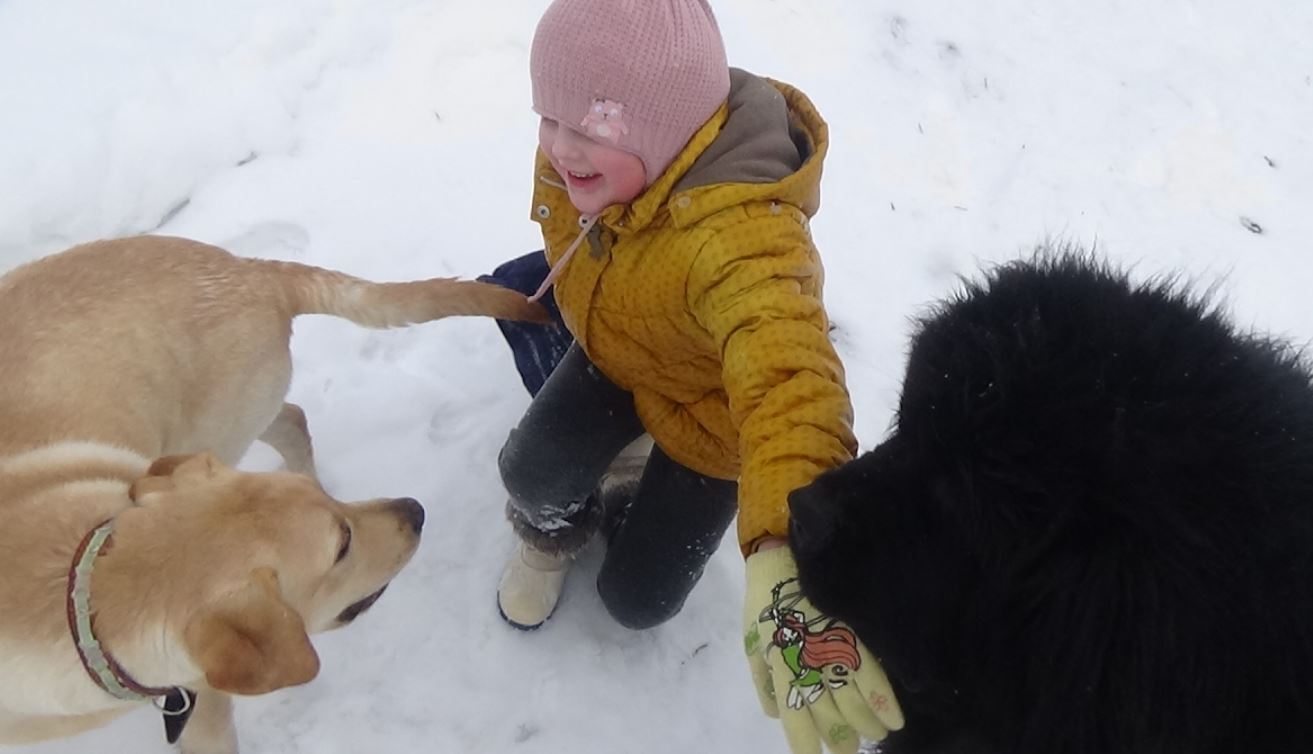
0,236,544,753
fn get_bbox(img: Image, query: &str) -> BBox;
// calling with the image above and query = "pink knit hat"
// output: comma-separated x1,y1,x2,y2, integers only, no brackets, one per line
531,0,731,185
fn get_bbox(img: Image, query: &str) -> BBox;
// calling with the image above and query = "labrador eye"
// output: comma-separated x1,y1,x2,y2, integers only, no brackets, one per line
335,522,352,564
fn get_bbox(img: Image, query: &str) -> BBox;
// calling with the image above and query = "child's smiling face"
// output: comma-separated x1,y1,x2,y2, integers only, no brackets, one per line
538,117,646,216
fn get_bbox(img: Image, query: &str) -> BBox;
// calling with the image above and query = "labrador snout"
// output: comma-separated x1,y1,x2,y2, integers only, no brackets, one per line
390,497,425,535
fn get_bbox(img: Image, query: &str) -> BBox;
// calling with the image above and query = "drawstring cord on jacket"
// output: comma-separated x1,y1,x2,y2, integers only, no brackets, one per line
528,213,599,303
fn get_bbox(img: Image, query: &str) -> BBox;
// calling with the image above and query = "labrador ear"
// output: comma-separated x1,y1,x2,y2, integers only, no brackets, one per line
183,567,320,695
129,452,225,503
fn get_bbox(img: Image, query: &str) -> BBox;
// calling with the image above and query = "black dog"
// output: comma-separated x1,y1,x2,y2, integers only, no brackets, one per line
790,254,1313,754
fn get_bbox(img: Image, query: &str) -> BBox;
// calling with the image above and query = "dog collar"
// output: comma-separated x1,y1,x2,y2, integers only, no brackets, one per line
66,519,196,743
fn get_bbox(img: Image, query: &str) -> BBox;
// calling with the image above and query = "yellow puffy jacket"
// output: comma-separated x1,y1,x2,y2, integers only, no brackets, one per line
529,70,855,553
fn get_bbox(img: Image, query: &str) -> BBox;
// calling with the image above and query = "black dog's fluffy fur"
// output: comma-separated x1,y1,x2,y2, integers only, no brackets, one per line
790,253,1313,754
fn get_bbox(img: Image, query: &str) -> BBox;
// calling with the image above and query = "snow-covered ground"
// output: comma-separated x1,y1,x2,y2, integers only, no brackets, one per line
1,1,1310,752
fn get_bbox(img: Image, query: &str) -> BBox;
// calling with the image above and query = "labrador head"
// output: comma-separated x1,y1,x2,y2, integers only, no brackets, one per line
124,452,424,695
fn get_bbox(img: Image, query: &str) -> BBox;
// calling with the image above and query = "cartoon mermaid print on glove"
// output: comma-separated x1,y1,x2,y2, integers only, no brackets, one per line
761,577,862,709
744,546,902,753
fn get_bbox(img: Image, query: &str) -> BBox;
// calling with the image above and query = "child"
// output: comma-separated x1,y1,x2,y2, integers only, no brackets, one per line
491,1,903,751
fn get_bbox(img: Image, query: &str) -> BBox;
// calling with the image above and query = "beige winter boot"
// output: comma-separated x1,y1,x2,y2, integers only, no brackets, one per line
597,435,653,538
497,436,653,629
497,540,572,630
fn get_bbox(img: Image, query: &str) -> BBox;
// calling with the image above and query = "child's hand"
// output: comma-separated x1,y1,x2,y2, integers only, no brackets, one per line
743,546,903,754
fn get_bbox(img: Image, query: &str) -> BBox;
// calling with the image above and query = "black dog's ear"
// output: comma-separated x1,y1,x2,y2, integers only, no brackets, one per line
788,481,839,556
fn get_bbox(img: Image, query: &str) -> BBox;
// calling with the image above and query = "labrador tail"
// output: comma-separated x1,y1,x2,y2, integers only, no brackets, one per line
259,259,549,327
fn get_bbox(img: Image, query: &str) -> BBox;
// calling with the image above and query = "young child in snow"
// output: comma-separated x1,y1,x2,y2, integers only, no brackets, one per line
489,2,904,751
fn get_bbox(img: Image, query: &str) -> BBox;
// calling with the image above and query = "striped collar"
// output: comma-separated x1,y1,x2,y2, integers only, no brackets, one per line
66,519,195,741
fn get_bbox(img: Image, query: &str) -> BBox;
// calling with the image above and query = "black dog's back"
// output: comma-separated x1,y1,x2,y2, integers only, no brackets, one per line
791,255,1313,754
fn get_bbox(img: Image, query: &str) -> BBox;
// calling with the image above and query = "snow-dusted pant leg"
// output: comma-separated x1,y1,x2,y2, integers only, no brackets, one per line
499,344,645,555
596,446,738,630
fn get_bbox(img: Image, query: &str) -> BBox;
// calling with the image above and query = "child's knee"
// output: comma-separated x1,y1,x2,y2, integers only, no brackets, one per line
596,569,688,630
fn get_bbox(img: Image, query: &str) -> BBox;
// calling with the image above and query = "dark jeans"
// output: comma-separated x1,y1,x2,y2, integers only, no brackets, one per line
498,344,738,629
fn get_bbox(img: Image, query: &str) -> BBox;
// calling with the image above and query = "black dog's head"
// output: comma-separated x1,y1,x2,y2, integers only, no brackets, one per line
791,252,1313,754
